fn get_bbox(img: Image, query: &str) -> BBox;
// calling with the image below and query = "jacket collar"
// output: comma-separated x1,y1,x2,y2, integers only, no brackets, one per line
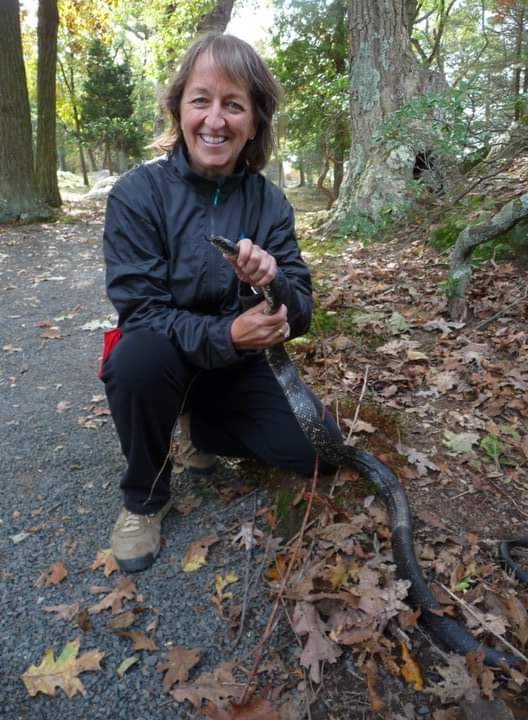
168,144,247,198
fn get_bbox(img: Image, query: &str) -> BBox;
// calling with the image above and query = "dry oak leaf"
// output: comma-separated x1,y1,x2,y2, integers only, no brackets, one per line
292,601,342,683
43,602,81,622
231,523,264,552
37,560,68,587
399,640,424,691
203,696,280,719
156,646,202,693
426,655,480,703
91,548,119,577
21,639,104,698
213,572,239,604
170,662,239,709
88,577,137,615
181,533,220,573
109,608,144,630
115,631,158,651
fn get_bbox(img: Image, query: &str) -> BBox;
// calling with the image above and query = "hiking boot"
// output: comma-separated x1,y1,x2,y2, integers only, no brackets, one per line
170,413,217,476
111,499,172,573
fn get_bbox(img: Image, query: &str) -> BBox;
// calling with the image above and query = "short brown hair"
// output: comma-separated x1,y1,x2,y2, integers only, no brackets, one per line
152,33,282,173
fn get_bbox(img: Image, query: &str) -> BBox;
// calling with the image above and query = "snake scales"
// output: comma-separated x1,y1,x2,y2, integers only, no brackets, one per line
211,234,525,669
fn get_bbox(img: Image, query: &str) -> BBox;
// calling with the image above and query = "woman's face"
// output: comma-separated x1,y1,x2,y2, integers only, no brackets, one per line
180,52,256,177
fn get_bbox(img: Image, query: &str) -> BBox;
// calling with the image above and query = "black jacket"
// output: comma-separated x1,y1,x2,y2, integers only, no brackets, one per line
103,146,312,369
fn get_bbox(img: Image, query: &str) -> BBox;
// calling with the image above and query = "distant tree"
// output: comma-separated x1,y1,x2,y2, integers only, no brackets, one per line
36,0,61,207
0,0,40,222
271,0,349,205
81,39,142,173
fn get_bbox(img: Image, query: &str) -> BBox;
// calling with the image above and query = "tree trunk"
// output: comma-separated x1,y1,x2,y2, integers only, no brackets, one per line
298,160,305,187
447,193,528,321
58,58,89,186
36,0,61,207
512,5,525,121
196,0,235,33
0,0,41,222
328,0,432,228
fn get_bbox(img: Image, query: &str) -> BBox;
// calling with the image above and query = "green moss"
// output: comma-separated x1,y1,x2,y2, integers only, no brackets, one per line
429,218,466,251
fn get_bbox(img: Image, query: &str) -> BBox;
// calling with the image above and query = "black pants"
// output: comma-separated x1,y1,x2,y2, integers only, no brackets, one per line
101,329,341,513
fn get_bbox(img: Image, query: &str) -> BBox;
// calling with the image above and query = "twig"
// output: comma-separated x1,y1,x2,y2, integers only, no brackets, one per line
233,492,258,647
436,581,528,665
351,364,370,430
239,455,321,705
278,596,313,720
472,288,528,332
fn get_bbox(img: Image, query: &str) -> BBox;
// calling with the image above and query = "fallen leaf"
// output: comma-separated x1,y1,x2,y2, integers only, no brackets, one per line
292,601,342,683
21,639,104,697
115,631,158,651
117,655,139,677
427,655,480,703
109,608,144,630
232,523,263,552
156,646,202,692
203,696,280,719
399,641,424,690
364,659,384,713
91,548,119,577
40,326,62,339
443,431,479,455
43,602,81,621
170,662,238,709
36,560,68,587
88,578,137,615
181,533,220,573
213,572,239,605
77,608,91,632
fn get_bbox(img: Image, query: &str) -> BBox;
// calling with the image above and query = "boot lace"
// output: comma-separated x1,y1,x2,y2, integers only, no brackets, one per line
121,511,152,533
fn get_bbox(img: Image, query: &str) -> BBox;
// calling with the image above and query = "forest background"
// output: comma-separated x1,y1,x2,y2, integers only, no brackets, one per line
1,0,528,256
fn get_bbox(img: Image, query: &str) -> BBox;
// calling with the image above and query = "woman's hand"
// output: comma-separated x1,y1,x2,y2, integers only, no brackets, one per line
224,238,277,287
230,301,290,350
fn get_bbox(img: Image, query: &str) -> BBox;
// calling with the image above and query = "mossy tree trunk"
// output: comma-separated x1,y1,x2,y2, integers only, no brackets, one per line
447,193,528,321
327,0,432,230
36,0,61,208
0,0,40,223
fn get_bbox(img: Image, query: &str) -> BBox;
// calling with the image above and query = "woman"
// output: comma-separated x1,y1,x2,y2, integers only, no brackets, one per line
101,32,340,573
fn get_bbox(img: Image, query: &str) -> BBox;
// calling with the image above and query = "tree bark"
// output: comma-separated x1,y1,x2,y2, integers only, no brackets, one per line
447,193,528,321
327,0,435,229
36,0,61,207
196,0,235,33
0,0,40,222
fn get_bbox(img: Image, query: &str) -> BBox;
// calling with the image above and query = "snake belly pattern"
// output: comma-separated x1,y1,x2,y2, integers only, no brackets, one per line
210,234,521,669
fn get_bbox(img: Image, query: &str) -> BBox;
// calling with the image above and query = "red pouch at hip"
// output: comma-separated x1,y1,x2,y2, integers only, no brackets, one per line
98,327,122,377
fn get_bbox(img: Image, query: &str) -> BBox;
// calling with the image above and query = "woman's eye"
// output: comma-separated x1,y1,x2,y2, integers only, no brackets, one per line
191,97,208,106
226,101,243,112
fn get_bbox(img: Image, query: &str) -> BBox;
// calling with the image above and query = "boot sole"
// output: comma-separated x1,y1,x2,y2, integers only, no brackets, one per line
115,552,157,574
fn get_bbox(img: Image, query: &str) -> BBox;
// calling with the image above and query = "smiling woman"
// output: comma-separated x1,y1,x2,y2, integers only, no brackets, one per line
100,32,342,574
179,52,256,177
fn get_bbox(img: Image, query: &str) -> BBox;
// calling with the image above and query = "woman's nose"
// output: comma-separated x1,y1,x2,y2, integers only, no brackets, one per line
206,102,226,129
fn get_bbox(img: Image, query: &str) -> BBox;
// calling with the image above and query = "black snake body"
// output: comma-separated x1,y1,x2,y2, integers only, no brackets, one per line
211,234,523,669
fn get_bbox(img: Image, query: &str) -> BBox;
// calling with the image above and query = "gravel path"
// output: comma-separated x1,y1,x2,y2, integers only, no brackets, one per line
0,206,284,719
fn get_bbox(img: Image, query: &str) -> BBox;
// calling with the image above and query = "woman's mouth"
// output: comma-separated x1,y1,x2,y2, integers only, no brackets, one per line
200,135,227,145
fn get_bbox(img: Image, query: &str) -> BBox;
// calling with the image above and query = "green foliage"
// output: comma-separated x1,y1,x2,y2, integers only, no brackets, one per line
269,0,350,179
437,274,464,299
81,39,144,159
480,433,504,464
430,219,466,251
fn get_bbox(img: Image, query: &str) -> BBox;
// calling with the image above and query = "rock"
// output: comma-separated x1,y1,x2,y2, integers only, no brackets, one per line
460,699,514,720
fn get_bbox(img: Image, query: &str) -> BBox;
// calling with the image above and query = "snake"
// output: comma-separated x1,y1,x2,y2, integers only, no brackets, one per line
210,234,525,669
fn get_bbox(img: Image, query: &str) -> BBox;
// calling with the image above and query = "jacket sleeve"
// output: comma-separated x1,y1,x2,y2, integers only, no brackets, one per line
103,174,241,370
242,189,312,339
